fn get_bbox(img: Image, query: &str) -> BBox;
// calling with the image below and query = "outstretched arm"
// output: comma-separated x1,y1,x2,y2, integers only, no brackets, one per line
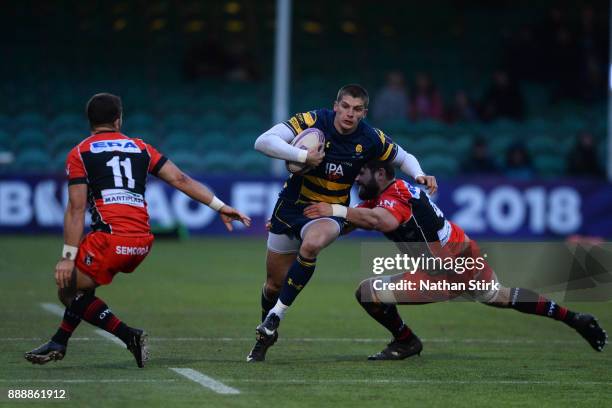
304,203,400,233
392,145,437,194
157,160,251,231
56,183,87,289
254,124,324,167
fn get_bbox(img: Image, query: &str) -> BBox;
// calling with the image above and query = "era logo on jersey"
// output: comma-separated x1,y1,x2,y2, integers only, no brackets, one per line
90,140,141,154
378,199,396,208
325,162,344,180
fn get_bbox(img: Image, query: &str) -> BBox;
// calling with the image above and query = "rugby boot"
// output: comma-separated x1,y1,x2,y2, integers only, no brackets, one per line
24,341,66,365
247,313,280,362
126,328,149,368
570,313,607,352
368,335,423,360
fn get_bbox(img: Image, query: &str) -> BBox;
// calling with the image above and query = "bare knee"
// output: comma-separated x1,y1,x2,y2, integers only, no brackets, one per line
300,221,339,258
265,277,282,295
300,239,323,259
482,286,511,308
355,278,379,304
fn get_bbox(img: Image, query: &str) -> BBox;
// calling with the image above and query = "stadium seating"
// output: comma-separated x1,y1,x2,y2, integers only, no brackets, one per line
0,0,605,176
14,129,47,152
14,148,51,172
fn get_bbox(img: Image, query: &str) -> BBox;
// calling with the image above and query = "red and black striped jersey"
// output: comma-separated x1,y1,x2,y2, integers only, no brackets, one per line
359,179,452,245
65,131,167,236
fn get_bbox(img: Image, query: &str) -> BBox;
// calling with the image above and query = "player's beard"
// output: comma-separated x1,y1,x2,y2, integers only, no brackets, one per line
358,179,380,200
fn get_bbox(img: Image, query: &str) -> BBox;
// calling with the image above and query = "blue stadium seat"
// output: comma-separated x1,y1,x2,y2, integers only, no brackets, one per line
380,119,412,134
51,150,70,171
232,112,266,133
488,134,516,157
49,113,86,134
126,111,156,130
194,112,228,132
161,131,197,156
14,148,52,172
525,118,552,133
527,136,561,155
163,113,193,133
421,154,459,176
0,114,10,131
237,151,269,174
195,131,230,152
486,119,520,133
534,155,565,177
0,129,11,149
410,120,449,134
413,136,453,156
14,129,48,152
50,130,84,154
125,129,160,146
201,152,239,173
15,112,46,129
450,135,473,157
169,151,203,173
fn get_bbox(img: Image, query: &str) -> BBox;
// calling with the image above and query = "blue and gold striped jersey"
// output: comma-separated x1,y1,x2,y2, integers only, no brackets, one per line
280,108,398,205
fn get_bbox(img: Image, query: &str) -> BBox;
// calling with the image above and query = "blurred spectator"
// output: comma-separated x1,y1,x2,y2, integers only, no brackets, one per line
183,38,231,81
579,54,607,104
548,27,581,102
480,70,525,122
183,39,260,82
225,41,261,82
461,137,498,175
538,6,567,43
566,131,604,178
408,73,444,121
504,142,534,180
502,25,543,82
576,5,608,104
372,71,409,122
447,90,478,123
578,5,608,60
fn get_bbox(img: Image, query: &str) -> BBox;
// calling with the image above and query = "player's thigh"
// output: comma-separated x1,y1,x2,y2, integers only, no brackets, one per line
299,218,341,254
75,267,98,291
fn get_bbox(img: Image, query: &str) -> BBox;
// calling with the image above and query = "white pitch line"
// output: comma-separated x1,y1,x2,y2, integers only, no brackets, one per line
149,337,581,345
221,378,612,386
7,333,583,346
39,303,124,347
170,368,240,395
94,329,126,347
40,302,64,317
0,379,178,384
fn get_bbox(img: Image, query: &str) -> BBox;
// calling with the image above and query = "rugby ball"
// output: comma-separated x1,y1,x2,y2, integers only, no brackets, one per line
286,128,325,174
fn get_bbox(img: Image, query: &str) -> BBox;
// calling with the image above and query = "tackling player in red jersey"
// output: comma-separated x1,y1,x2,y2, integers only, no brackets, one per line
25,93,251,367
305,160,607,360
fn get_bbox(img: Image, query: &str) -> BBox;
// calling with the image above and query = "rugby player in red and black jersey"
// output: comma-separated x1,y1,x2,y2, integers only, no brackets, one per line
24,93,251,367
304,160,607,360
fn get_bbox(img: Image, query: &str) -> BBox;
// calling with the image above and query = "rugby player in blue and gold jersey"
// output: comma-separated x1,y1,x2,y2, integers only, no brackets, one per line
248,84,437,361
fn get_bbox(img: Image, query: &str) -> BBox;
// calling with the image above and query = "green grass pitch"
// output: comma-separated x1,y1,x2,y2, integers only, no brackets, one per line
1,236,610,407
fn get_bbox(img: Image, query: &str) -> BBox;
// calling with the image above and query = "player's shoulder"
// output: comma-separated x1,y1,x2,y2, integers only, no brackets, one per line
357,120,386,144
67,134,96,156
384,179,417,200
73,133,156,156
284,108,332,135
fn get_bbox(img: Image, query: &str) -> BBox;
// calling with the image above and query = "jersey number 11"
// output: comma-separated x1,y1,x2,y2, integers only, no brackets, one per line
106,156,136,189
